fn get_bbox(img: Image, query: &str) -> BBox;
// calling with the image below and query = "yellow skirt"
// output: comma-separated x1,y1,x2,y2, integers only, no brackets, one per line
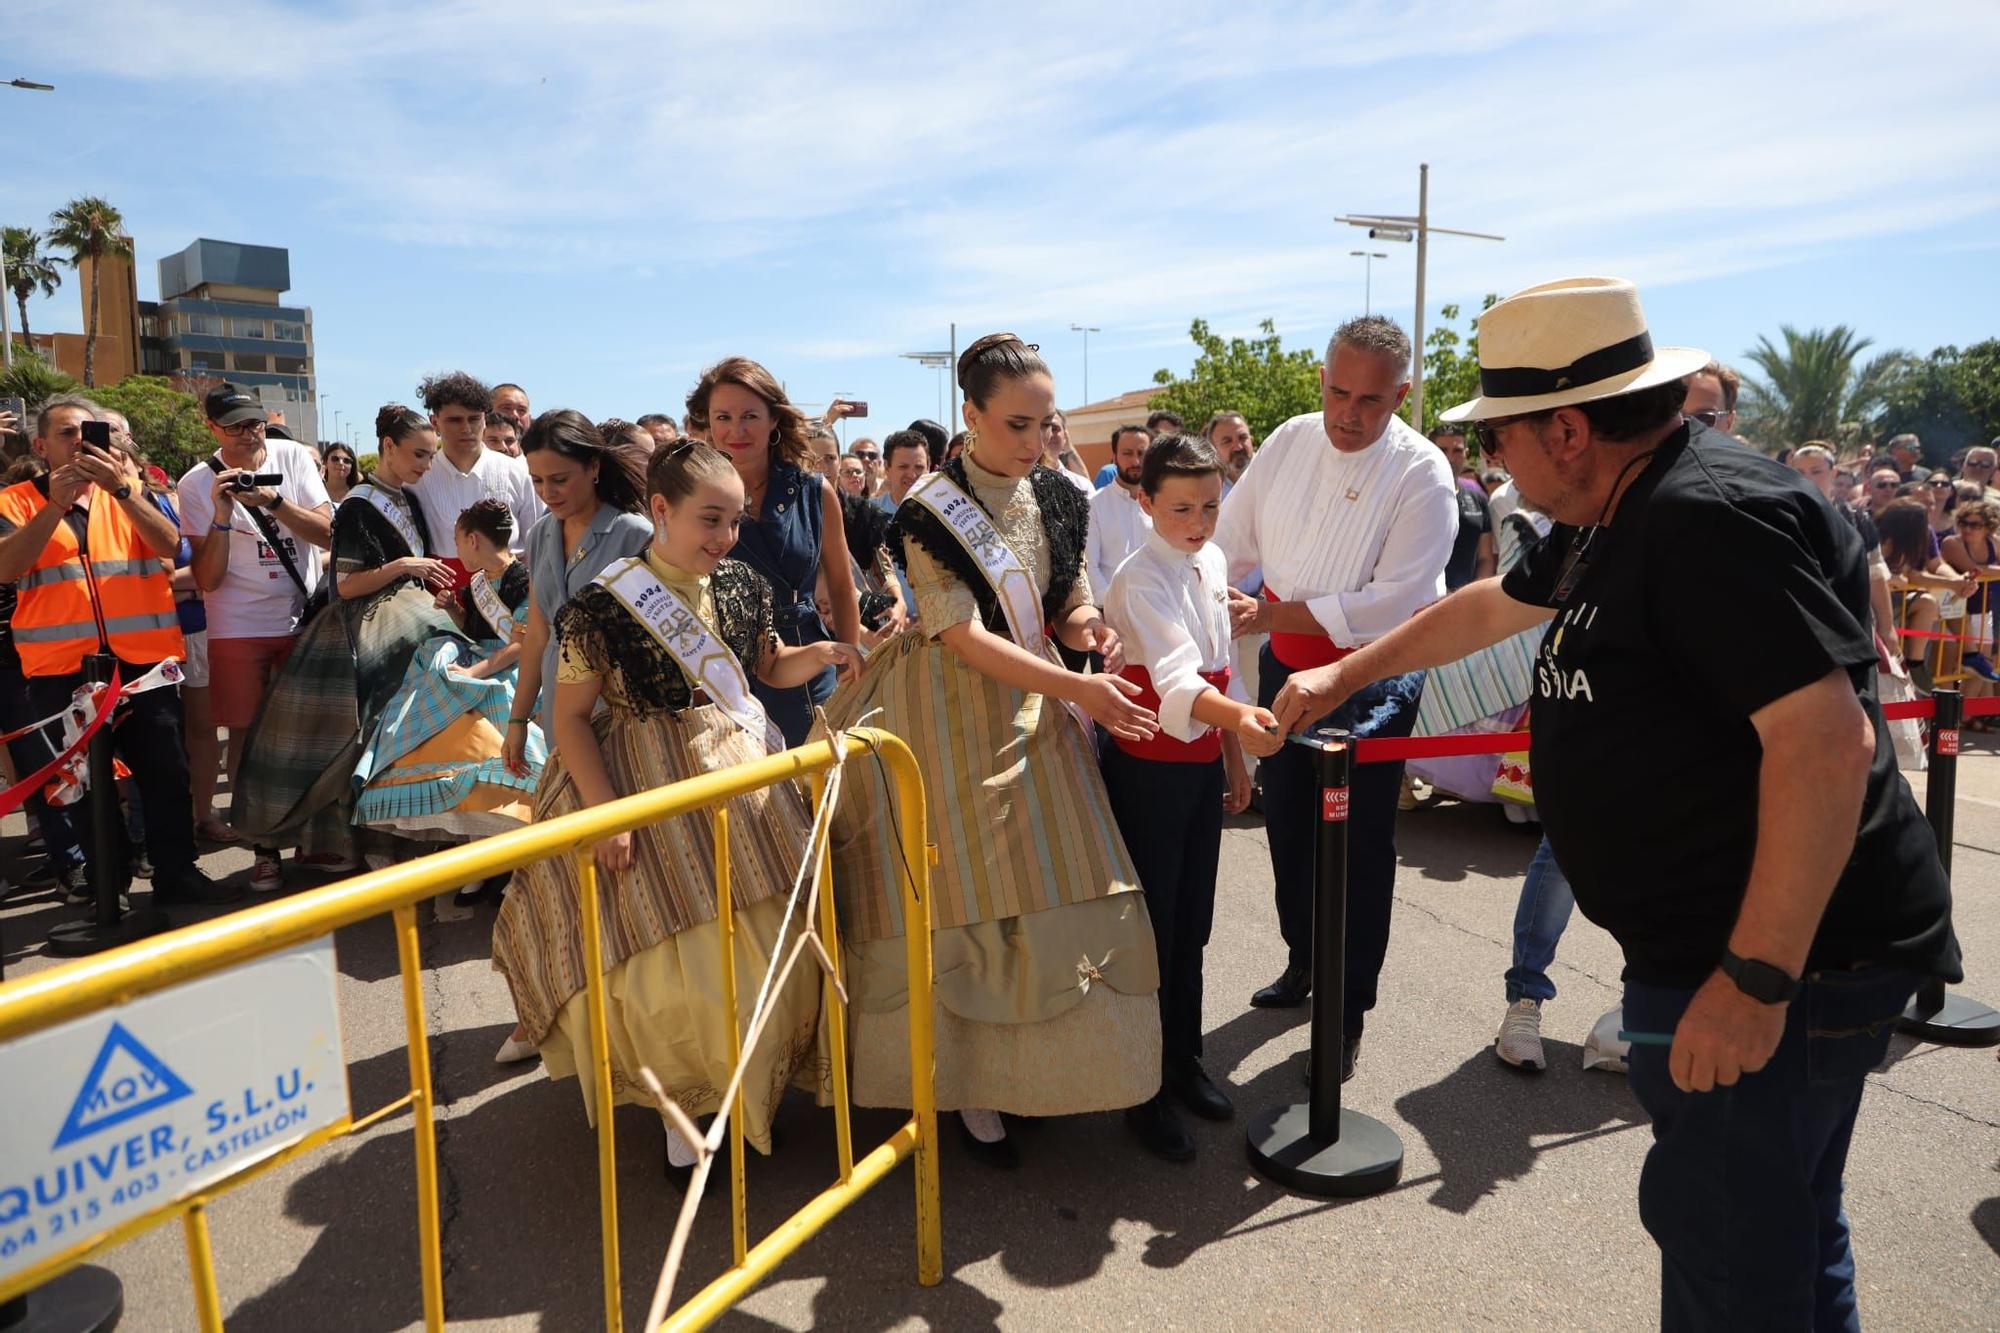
539,897,825,1154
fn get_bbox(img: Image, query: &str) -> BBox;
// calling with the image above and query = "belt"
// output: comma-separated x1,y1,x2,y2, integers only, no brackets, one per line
1263,586,1353,671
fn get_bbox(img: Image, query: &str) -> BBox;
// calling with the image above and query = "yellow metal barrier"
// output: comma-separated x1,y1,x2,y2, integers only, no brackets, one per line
0,727,941,1330
1893,569,2000,686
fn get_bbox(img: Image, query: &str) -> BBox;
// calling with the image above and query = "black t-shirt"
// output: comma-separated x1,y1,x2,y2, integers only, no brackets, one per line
1502,422,1960,986
1844,505,1881,555
1445,483,1491,590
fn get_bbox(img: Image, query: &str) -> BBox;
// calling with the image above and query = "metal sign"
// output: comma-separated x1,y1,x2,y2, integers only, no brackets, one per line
0,938,348,1282
1321,786,1350,823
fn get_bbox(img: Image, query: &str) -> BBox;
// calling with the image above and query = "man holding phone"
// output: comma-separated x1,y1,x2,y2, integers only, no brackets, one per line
176,383,332,891
0,396,233,907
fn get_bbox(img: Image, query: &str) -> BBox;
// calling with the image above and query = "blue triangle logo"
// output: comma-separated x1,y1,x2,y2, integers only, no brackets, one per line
52,1021,194,1149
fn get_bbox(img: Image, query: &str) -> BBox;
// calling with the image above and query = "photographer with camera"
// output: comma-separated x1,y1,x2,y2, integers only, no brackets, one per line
0,396,233,907
175,383,332,891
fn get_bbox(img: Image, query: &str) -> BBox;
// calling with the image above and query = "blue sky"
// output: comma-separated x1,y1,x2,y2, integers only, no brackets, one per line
5,0,1998,452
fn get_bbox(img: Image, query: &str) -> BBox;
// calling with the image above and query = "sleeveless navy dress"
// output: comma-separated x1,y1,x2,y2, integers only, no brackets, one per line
730,459,836,746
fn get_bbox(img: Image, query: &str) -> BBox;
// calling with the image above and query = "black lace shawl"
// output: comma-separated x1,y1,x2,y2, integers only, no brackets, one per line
551,557,777,716
887,460,1087,638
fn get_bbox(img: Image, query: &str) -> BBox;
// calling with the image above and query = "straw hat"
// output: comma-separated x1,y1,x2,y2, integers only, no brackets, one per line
1439,277,1708,423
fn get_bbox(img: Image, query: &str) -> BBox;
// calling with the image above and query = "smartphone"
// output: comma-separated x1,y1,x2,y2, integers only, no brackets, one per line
0,395,24,432
79,420,113,448
231,473,285,490
845,401,868,418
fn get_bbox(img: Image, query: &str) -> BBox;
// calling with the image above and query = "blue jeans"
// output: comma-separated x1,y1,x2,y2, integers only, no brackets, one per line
1503,836,1575,1003
1624,965,1919,1331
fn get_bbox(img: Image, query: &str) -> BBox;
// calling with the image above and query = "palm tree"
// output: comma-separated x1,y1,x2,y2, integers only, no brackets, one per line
1739,325,1909,448
45,196,133,387
2,227,62,353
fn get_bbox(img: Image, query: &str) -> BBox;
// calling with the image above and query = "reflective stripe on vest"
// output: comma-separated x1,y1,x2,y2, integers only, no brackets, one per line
0,481,183,676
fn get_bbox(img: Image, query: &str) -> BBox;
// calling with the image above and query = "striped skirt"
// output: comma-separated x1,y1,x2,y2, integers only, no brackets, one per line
820,630,1160,1114
491,703,823,1146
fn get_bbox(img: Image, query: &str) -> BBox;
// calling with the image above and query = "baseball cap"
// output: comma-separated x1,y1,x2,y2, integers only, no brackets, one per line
203,382,268,427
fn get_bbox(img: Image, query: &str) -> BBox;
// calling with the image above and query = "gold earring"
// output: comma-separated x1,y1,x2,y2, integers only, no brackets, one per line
965,429,978,452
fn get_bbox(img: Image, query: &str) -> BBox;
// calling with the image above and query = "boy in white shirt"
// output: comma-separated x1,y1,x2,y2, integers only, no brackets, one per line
1100,433,1282,1162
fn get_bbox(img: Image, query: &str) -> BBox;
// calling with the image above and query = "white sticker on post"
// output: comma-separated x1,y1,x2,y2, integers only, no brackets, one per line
0,938,349,1283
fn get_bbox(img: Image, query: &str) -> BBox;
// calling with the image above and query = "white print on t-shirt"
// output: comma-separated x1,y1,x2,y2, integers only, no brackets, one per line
1537,600,1598,703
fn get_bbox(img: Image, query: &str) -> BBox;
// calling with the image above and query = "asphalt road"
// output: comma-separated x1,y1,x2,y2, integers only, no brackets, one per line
3,742,1996,1331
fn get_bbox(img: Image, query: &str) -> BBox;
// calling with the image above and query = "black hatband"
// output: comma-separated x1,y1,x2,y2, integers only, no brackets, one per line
1480,331,1654,399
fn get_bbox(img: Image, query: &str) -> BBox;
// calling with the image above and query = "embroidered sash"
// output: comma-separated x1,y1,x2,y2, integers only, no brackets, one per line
355,483,424,558
593,557,783,752
468,569,519,639
904,473,1045,653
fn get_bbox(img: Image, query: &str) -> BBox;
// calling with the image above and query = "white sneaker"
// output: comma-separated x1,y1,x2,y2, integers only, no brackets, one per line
1495,998,1546,1070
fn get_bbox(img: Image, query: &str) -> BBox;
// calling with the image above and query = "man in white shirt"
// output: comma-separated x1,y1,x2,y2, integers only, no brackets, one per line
1044,410,1095,494
1086,425,1154,596
1214,315,1457,1080
177,382,335,887
409,371,543,587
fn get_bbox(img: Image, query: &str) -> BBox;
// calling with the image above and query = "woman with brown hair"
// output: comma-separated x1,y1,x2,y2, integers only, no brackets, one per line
819,333,1162,1167
686,358,861,746
320,442,360,504
1879,496,1977,692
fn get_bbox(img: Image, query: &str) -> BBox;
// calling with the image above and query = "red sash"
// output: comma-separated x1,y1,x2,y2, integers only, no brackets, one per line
1112,664,1233,763
1263,585,1353,671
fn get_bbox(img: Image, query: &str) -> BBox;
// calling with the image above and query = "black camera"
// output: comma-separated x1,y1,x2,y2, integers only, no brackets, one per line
230,473,284,491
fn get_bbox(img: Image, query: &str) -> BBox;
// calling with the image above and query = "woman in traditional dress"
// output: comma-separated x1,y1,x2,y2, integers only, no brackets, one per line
232,406,463,864
686,359,861,747
820,333,1164,1167
351,497,545,890
492,442,861,1171
499,410,653,780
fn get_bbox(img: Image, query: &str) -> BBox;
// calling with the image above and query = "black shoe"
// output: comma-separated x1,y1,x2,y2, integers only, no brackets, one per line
1166,1060,1234,1121
955,1115,1020,1169
1124,1094,1196,1162
1301,1037,1362,1087
153,870,245,907
1250,966,1312,1008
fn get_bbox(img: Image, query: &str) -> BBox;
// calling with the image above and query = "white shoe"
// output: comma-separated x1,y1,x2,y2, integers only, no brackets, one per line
493,1033,538,1065
1495,998,1546,1070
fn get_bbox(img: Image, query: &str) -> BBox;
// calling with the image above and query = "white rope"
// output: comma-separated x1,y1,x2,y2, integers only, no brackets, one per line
641,708,878,1330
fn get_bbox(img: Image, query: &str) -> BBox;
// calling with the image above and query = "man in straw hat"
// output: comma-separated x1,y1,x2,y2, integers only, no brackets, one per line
1269,276,1962,1327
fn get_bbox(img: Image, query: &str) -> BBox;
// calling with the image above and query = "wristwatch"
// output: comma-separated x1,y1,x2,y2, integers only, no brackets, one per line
1719,949,1801,1004
112,482,132,501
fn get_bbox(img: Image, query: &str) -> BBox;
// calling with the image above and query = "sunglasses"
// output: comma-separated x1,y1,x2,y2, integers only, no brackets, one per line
1690,409,1726,427
1960,518,1988,529
217,420,265,437
1929,479,1955,489
851,450,880,461
1465,414,1530,458
1870,480,1897,490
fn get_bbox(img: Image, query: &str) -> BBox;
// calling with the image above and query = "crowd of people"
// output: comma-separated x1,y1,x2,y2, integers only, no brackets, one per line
0,272,1972,1327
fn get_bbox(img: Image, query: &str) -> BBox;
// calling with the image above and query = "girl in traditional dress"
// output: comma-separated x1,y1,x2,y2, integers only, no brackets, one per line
233,406,466,865
350,498,545,891
820,333,1164,1167
492,442,861,1172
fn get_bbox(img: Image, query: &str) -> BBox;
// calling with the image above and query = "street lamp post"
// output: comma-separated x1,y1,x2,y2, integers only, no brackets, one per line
1070,323,1101,405
1,77,55,370
1349,252,1388,317
900,349,954,427
1338,162,1504,428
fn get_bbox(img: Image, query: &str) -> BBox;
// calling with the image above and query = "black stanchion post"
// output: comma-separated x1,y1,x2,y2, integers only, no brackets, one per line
0,1267,124,1332
1900,687,2000,1045
1246,729,1404,1196
46,652,166,958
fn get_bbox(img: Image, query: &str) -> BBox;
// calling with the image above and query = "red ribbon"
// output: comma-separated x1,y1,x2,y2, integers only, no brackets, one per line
0,667,124,819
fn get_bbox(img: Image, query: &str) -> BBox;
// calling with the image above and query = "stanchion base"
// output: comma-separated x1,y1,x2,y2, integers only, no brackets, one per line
0,1265,124,1331
1246,1103,1403,1197
1899,990,2000,1047
45,907,169,959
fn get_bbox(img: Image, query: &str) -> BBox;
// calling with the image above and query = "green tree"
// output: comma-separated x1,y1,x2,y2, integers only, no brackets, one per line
1149,319,1321,441
92,375,214,477
0,351,80,461
1414,297,1498,437
3,226,62,352
1874,339,2000,459
45,196,133,388
1738,325,1908,450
